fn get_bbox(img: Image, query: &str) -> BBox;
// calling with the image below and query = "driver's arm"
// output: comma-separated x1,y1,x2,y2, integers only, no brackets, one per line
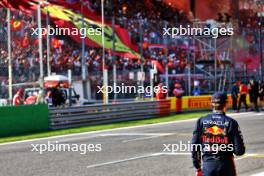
231,119,246,156
192,118,202,169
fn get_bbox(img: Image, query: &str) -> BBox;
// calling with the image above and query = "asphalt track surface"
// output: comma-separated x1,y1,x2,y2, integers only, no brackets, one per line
0,112,264,176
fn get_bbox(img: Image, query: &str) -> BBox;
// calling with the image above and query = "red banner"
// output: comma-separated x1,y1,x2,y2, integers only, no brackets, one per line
196,0,231,20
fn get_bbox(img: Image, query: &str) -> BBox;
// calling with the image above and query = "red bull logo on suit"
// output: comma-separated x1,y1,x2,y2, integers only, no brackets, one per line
204,125,226,135
202,135,228,144
202,125,228,144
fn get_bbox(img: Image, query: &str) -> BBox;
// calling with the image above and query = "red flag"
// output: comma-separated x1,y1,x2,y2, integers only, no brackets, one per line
114,52,139,59
47,0,100,21
45,0,136,52
196,0,231,20
0,0,37,11
1,0,139,58
152,60,165,73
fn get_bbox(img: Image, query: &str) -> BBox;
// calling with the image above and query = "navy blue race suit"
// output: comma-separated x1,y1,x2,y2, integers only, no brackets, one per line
192,112,245,176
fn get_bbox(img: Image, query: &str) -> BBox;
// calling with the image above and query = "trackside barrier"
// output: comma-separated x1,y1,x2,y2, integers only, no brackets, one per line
49,100,171,130
159,100,171,116
168,94,254,112
0,104,49,137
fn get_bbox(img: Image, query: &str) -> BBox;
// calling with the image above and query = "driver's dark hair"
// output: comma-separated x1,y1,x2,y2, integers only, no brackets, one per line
212,103,226,111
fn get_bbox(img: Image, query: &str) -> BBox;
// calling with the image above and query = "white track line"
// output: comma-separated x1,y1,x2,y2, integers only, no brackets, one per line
0,112,259,146
31,133,175,144
122,135,164,143
251,171,264,176
235,155,250,161
122,133,191,143
158,152,191,156
121,133,175,143
86,152,261,169
86,152,192,169
86,153,160,169
157,152,264,159
100,133,174,137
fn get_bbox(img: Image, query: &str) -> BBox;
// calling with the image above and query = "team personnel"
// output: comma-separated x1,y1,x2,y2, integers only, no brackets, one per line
259,82,264,111
248,79,259,112
238,82,248,112
192,92,245,176
45,91,53,107
231,81,239,112
156,83,167,100
173,83,184,113
51,83,66,107
12,88,24,106
24,92,38,105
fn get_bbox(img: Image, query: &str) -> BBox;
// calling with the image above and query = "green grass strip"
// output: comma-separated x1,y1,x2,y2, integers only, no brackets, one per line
0,111,209,144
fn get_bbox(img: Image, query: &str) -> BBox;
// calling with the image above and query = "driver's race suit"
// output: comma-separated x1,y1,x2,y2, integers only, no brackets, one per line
191,112,245,176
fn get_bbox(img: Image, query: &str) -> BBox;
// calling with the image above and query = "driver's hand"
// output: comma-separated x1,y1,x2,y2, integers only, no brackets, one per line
196,168,202,176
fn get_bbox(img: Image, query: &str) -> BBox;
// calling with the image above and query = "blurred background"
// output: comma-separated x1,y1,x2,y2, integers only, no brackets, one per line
0,0,263,103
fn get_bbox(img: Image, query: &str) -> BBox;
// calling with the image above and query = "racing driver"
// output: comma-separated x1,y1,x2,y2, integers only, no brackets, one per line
191,92,245,176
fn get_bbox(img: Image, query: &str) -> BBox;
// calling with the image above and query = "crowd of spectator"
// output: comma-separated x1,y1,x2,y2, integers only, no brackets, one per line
0,0,263,99
0,1,190,79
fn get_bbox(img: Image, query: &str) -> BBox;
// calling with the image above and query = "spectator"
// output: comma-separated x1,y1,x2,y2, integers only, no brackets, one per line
12,88,24,106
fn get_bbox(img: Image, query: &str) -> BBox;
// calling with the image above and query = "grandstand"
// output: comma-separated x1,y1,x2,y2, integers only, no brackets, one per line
0,0,263,102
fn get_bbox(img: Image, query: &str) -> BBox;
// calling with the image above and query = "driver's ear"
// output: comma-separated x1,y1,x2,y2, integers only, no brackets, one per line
223,103,227,112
